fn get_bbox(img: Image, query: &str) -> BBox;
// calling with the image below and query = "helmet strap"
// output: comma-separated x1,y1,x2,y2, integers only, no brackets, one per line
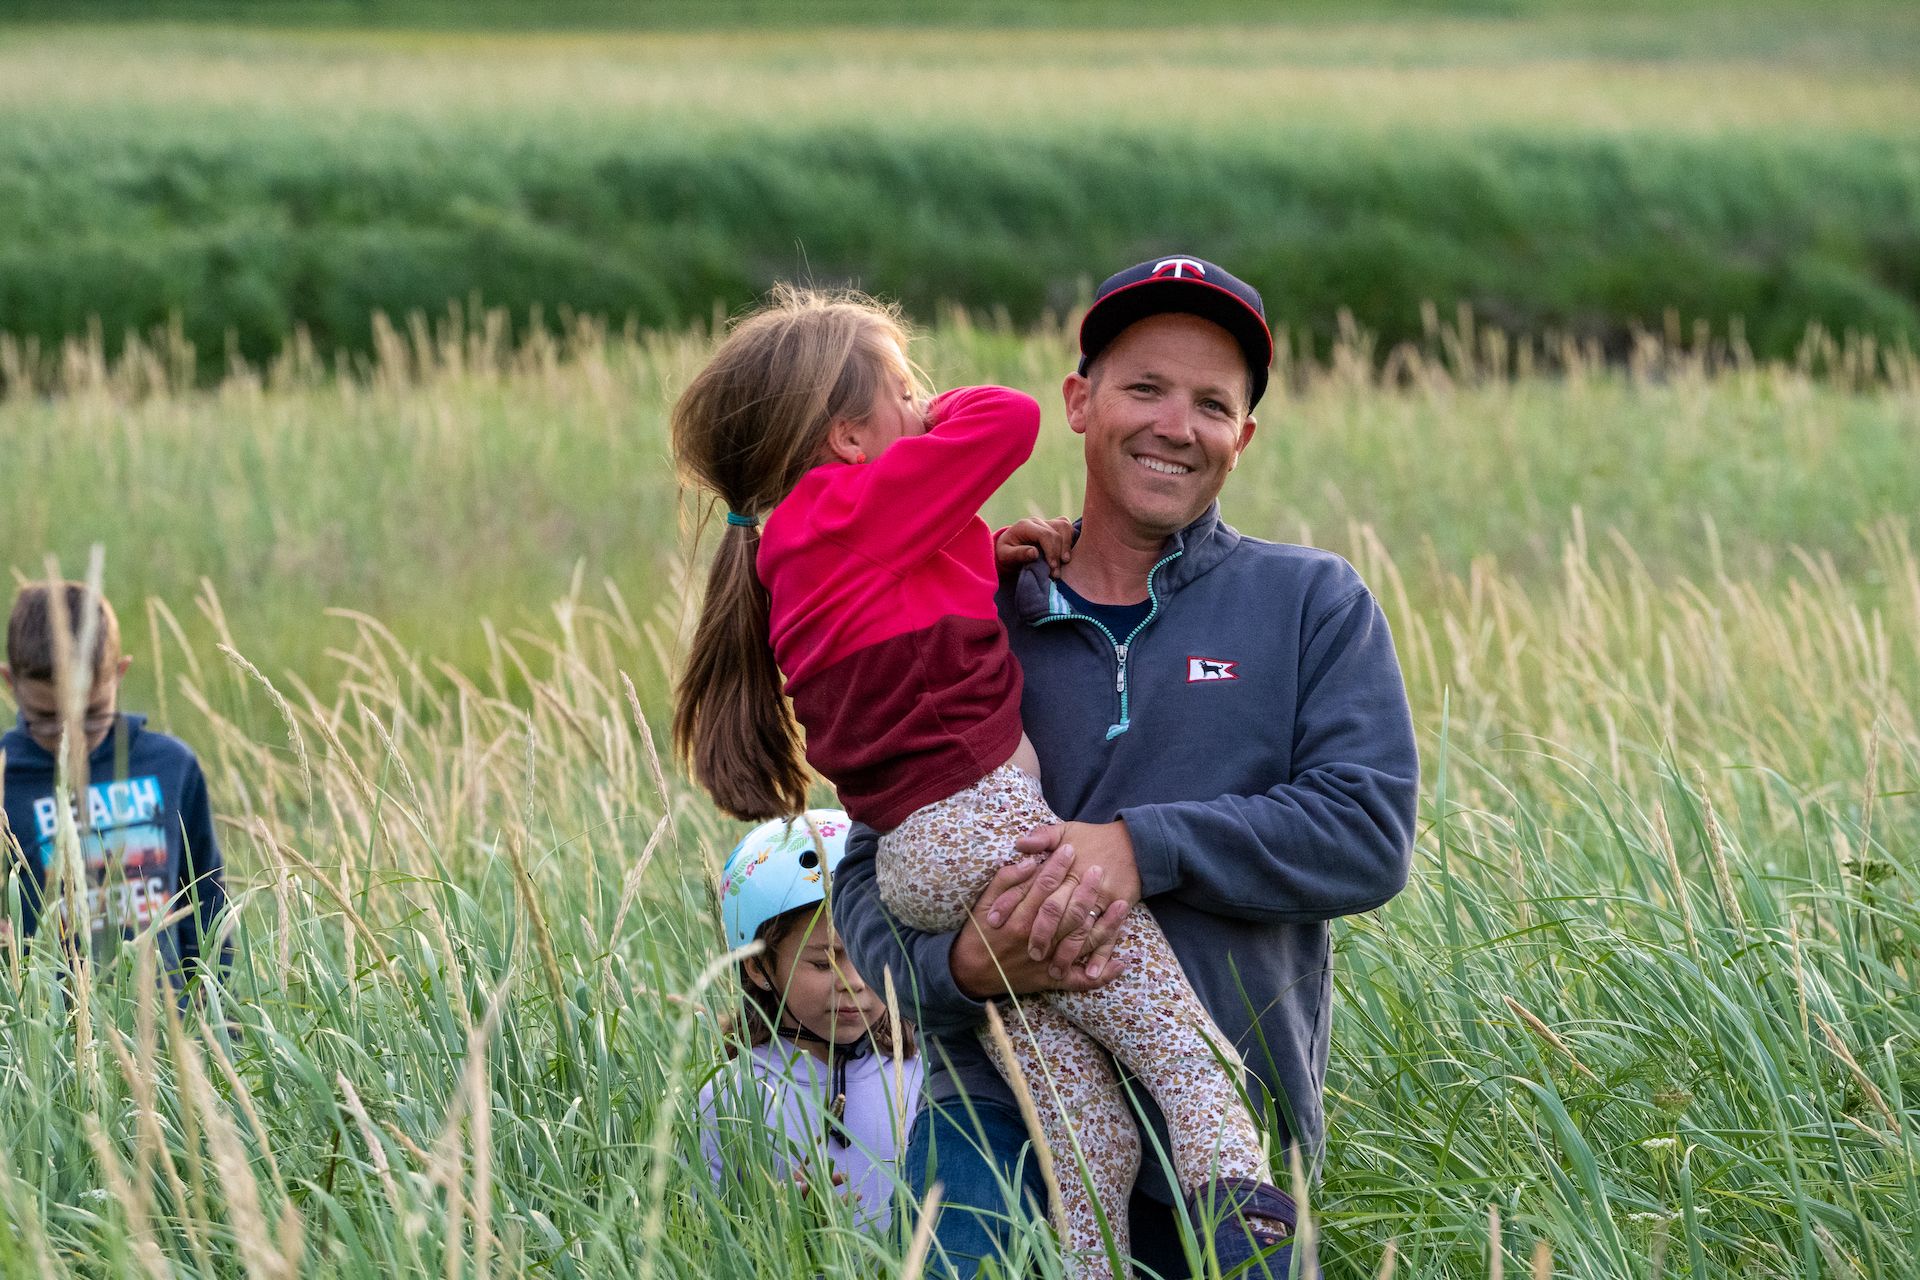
776,1008,875,1062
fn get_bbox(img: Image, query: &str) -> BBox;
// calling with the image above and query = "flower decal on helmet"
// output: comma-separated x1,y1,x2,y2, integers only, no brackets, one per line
718,810,855,949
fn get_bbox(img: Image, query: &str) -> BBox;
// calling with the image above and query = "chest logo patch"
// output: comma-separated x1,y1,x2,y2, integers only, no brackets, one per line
1186,656,1240,683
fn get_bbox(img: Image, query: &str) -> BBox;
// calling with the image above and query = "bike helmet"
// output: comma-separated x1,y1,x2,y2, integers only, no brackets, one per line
719,809,853,950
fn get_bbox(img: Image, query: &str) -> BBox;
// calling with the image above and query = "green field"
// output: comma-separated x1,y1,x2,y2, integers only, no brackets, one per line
2,7,1918,1276
3,7,1919,374
2,317,1917,1277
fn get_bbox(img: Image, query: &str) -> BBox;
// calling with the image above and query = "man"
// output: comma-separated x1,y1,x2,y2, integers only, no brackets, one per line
832,255,1419,1276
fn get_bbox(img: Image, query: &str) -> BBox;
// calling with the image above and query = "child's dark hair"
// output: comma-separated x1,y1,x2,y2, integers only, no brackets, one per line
730,903,916,1061
6,582,122,683
669,285,915,821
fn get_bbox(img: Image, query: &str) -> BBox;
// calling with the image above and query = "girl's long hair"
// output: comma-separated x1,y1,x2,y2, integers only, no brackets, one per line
670,285,912,821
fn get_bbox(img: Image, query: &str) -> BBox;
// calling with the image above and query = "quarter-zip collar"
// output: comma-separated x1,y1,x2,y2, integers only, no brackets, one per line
1012,505,1241,740
1009,502,1240,625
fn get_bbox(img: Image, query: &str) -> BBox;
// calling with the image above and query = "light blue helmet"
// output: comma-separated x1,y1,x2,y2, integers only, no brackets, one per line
718,809,853,950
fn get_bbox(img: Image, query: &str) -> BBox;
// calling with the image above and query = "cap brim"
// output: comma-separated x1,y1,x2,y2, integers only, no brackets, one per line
1078,277,1273,405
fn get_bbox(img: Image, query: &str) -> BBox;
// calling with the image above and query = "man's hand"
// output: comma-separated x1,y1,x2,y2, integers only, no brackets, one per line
994,517,1075,574
950,843,1129,1000
998,821,1141,975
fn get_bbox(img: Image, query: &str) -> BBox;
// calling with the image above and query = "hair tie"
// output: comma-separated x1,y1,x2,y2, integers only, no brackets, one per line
725,511,758,528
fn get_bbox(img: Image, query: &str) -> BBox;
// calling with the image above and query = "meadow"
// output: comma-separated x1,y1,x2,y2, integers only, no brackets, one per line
3,5,1920,375
1,315,1916,1277
3,4,1919,1275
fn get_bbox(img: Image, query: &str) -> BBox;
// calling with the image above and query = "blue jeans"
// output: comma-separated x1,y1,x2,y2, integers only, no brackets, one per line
904,1098,1051,1276
904,1100,1298,1279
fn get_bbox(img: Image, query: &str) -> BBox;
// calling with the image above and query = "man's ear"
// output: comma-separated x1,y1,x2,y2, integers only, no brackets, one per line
113,655,133,680
1061,372,1092,436
1228,414,1257,471
0,665,13,699
824,416,868,466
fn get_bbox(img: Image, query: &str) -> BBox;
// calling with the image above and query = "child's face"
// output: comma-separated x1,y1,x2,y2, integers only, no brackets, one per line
752,908,886,1051
1,657,130,755
829,335,925,466
863,338,927,457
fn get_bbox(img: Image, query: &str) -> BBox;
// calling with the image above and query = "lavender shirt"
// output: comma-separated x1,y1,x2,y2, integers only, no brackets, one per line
697,1038,925,1231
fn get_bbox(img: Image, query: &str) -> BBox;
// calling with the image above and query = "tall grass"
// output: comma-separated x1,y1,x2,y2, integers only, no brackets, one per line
16,0,1913,30
0,319,1915,1275
1331,511,1920,1274
5,309,1916,705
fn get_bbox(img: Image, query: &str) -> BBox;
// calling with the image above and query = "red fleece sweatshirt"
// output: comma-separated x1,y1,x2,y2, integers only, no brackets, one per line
758,386,1041,830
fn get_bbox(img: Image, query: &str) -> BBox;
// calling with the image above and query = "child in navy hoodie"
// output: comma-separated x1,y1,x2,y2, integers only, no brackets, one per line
0,583,231,990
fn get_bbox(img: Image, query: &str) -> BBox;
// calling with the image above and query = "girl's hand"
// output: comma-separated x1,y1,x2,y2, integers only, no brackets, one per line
995,517,1075,574
792,1163,849,1199
794,1166,856,1205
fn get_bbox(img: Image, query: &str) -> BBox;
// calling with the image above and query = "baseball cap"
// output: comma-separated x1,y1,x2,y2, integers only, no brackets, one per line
1078,255,1273,408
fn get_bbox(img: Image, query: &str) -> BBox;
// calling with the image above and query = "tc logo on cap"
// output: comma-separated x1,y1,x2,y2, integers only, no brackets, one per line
1079,253,1274,407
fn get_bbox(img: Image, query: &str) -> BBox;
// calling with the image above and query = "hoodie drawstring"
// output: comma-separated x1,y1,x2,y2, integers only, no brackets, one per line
776,1016,867,1148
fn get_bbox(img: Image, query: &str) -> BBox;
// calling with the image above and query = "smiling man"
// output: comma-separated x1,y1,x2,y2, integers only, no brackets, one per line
833,256,1420,1278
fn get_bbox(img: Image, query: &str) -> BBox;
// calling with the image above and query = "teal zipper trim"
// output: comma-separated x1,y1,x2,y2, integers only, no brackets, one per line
1031,548,1183,740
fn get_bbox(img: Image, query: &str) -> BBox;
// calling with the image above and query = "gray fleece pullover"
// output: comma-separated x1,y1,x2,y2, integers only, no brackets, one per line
831,504,1419,1202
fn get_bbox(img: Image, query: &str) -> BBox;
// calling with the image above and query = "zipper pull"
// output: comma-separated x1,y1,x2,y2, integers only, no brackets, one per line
1107,642,1133,738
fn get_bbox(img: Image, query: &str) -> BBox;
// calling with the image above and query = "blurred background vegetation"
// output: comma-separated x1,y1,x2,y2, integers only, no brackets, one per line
2,0,1917,380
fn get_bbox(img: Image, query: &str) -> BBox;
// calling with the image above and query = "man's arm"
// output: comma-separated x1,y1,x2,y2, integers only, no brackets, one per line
831,821,991,1041
1121,587,1418,922
834,822,1128,1022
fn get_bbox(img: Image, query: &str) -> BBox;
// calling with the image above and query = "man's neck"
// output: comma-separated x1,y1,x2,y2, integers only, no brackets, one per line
1060,508,1176,605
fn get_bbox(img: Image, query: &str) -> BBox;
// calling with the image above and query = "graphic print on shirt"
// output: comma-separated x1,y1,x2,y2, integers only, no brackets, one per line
1186,656,1240,683
31,776,170,939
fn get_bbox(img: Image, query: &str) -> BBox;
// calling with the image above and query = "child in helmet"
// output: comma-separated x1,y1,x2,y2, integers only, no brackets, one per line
699,810,923,1233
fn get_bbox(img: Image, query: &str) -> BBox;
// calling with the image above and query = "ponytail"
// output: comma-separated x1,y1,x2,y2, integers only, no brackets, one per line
668,286,913,822
672,517,810,822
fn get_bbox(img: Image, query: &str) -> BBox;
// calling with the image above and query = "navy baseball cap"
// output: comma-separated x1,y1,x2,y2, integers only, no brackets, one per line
1078,255,1273,408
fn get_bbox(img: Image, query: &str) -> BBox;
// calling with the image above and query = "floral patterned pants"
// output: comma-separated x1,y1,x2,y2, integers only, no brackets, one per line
877,764,1270,1274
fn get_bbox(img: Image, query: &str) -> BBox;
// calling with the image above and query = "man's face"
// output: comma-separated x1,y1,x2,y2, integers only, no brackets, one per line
2,658,128,755
1064,312,1257,543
